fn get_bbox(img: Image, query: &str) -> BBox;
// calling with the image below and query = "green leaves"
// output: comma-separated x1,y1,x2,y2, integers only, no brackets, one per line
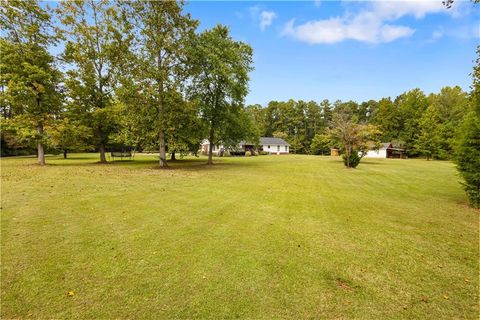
1,0,62,165
188,25,254,163
455,47,480,208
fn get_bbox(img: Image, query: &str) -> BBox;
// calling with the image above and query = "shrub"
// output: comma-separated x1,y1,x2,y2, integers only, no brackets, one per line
259,151,268,155
342,152,360,168
245,151,251,157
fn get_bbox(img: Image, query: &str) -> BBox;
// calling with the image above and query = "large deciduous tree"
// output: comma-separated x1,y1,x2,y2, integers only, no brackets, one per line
395,88,428,156
189,25,254,165
120,0,198,168
1,0,62,166
415,104,442,160
56,0,124,163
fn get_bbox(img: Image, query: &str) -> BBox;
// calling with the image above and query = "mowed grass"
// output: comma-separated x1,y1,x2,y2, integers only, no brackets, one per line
1,153,478,319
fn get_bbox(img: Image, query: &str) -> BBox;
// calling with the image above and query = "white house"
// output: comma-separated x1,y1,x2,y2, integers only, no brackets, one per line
258,137,290,155
361,143,406,158
200,137,290,156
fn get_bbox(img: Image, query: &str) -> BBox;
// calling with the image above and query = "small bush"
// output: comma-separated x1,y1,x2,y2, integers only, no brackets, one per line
259,151,268,155
245,151,251,157
342,152,360,168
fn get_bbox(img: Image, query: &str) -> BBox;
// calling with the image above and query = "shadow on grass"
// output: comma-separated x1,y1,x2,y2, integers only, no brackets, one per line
359,160,385,166
42,154,260,172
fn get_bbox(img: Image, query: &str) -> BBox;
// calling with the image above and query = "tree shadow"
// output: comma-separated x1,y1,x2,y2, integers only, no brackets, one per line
40,154,259,172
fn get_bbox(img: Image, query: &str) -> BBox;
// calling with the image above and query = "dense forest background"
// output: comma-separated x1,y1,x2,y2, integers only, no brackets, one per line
244,85,469,159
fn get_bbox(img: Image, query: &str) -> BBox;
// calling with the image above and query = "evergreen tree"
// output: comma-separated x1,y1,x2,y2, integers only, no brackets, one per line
455,48,480,208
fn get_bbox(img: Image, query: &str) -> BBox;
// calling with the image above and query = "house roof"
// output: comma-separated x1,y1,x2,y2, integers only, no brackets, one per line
259,137,290,146
377,143,405,151
379,143,392,150
238,137,290,146
203,137,290,147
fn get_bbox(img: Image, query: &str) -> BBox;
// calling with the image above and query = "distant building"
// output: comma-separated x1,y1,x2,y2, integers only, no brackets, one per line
257,137,290,155
201,137,290,156
362,143,406,158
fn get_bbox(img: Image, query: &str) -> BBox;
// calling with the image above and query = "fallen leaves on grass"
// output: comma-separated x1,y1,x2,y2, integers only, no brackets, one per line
66,291,75,297
336,279,354,292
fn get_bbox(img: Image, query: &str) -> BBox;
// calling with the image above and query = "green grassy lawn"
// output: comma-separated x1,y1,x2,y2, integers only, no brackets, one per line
1,153,478,319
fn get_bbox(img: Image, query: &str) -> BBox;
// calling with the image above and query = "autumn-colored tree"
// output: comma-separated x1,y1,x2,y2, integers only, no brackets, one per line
328,112,381,168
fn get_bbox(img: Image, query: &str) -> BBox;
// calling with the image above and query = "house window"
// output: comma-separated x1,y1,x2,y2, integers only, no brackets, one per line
285,146,287,151
267,145,270,149
277,145,280,151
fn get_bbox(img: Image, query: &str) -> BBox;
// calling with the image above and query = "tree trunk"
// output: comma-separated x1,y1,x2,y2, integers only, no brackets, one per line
99,143,107,163
63,150,67,159
207,125,214,165
346,146,351,168
171,151,176,161
159,130,168,168
37,123,45,166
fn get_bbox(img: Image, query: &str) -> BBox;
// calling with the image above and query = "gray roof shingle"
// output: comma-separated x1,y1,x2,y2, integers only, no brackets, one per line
238,137,290,146
259,137,290,146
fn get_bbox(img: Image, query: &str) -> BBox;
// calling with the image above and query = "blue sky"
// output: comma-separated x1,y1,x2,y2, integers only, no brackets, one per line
184,1,479,105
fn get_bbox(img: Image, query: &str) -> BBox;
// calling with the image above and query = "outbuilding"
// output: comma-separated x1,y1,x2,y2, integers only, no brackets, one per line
362,143,406,158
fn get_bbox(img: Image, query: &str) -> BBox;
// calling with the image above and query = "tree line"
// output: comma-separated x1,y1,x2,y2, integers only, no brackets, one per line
245,86,469,160
1,0,256,167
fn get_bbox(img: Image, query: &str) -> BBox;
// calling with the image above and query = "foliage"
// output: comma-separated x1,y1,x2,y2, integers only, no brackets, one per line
118,0,198,167
455,109,480,208
0,0,62,165
310,133,332,155
56,0,125,163
342,152,360,168
327,112,381,168
415,104,442,160
46,118,92,158
455,47,480,208
189,24,254,164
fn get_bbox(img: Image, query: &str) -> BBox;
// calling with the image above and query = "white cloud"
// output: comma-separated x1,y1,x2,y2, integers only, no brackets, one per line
260,10,277,31
372,1,449,19
379,24,416,42
249,6,277,31
282,14,414,44
282,0,460,44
